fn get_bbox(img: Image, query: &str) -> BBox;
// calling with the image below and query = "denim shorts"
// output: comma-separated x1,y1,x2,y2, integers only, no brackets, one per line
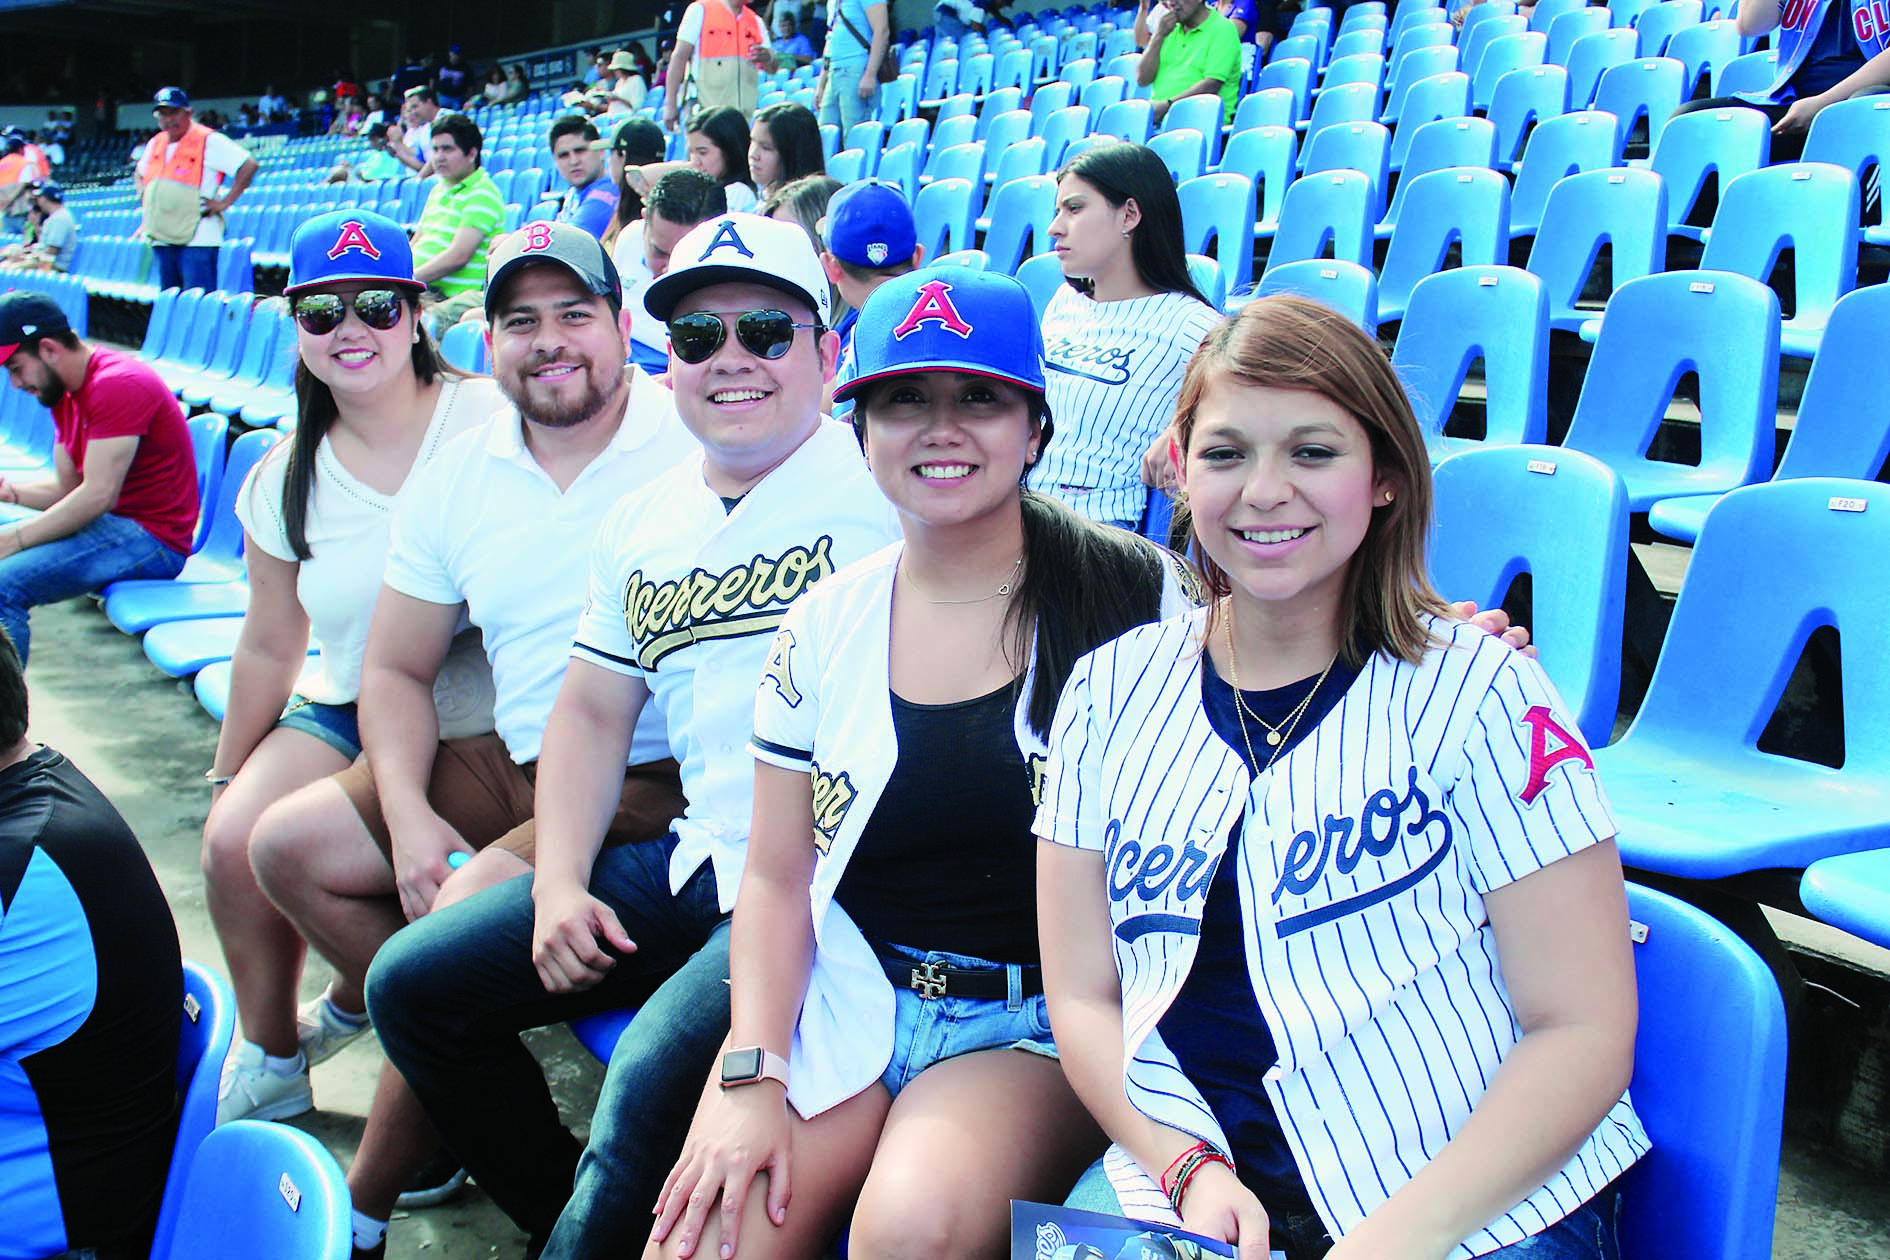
879,941,1058,1100
276,695,362,760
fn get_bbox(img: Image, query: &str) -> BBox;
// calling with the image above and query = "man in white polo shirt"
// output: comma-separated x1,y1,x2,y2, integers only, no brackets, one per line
367,213,902,1259
248,221,698,1257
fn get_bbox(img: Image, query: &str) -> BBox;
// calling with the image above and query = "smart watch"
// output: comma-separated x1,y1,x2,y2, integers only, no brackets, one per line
719,1045,790,1090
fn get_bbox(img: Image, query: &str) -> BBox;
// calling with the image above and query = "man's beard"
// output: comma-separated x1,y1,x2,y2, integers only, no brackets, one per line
502,356,620,429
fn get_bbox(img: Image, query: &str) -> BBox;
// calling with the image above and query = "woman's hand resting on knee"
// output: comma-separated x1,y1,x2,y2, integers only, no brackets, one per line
652,1083,794,1259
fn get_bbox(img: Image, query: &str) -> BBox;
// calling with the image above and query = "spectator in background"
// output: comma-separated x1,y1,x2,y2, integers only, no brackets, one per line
662,0,774,127
23,184,75,272
0,129,47,235
0,624,182,1260
632,43,658,80
600,117,669,260
499,63,532,104
135,87,258,293
934,0,986,39
621,167,728,371
773,8,818,64
585,49,608,85
389,85,441,175
259,83,290,121
603,80,645,118
748,100,824,203
608,49,650,106
483,66,510,104
361,93,389,136
391,50,431,99
0,292,197,661
817,0,889,134
325,122,408,184
1217,0,1277,53
763,173,846,337
1134,0,1243,126
410,113,504,325
436,46,474,109
816,177,922,417
688,106,758,209
551,116,619,240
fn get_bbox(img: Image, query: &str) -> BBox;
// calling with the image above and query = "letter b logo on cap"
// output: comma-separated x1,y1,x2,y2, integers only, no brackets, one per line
522,222,556,253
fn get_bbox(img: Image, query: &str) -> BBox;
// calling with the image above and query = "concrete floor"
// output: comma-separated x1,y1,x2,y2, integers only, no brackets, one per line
24,597,1890,1260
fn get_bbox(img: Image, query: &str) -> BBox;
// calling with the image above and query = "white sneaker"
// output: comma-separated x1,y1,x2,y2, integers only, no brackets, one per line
217,1041,313,1125
297,986,371,1068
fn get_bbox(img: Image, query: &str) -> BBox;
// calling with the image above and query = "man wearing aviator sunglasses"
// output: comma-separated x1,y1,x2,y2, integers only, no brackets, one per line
366,213,909,1256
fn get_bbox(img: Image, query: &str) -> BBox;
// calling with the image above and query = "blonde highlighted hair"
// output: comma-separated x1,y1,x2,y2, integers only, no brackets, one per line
1173,295,1450,667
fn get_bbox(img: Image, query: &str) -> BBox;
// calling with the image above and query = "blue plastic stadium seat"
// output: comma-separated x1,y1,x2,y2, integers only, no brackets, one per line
1256,57,1315,123
1694,162,1859,359
1303,120,1391,221
1635,0,1705,58
1431,445,1627,744
1253,259,1379,332
1161,93,1225,164
1802,94,1890,243
207,305,287,417
149,962,237,1260
1262,168,1374,272
142,615,306,678
186,412,228,552
1667,18,1743,97
193,655,325,722
1394,265,1551,461
1387,71,1474,172
1592,56,1686,150
1647,284,1890,543
1617,883,1787,1260
1383,47,1462,127
1565,27,1640,105
438,320,490,374
1229,88,1296,136
1648,104,1771,241
1472,32,1548,112
1488,64,1571,167
1525,167,1666,332
1597,478,1890,878
1713,47,1779,97
1509,111,1627,239
979,175,1055,274
1014,252,1068,321
167,1120,351,1258
913,177,977,260
572,1008,639,1062
1179,172,1259,291
1299,82,1380,160
1563,270,1777,512
1379,116,1496,237
1802,850,1890,950
1377,167,1511,322
1217,125,1296,238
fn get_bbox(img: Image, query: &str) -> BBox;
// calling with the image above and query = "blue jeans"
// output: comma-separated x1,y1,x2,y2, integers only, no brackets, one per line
0,513,184,662
1067,1160,1622,1260
152,243,217,293
819,60,877,133
367,833,730,1253
879,941,1056,1099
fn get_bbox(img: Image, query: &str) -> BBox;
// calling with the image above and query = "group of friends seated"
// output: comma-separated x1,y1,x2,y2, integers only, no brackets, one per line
5,129,1645,1260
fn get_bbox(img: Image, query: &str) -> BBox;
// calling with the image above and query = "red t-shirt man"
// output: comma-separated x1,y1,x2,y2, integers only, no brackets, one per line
49,348,197,553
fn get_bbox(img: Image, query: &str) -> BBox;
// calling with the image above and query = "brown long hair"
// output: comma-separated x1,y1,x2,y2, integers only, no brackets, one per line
1172,296,1448,667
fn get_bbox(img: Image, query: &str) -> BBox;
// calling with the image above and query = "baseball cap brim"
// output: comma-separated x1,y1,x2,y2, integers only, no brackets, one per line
283,274,427,298
0,342,23,366
834,362,1050,407
484,255,621,321
644,264,826,324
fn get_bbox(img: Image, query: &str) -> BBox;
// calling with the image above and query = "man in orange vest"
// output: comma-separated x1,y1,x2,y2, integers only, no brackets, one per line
661,0,776,128
0,129,47,236
134,87,258,294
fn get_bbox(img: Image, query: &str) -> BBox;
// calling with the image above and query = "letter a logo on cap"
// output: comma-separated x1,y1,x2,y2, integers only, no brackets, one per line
327,220,382,261
698,218,755,261
891,280,974,341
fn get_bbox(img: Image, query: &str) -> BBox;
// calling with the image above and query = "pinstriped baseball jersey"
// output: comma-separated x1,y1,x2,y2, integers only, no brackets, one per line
571,420,901,912
1036,610,1648,1254
747,540,1201,1118
1026,286,1221,525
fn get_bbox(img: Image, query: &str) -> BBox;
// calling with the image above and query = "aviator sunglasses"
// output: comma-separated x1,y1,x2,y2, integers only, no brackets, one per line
666,309,820,365
293,289,406,335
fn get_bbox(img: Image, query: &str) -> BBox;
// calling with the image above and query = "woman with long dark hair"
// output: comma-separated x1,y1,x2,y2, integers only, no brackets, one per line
1028,140,1220,529
629,105,760,213
748,101,825,202
204,208,501,1127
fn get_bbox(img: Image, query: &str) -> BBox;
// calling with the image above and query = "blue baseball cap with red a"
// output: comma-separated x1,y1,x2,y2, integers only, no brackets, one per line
285,209,423,297
834,265,1048,409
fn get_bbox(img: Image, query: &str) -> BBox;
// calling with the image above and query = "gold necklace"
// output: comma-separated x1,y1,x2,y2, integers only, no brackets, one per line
1223,602,1339,776
902,555,1023,605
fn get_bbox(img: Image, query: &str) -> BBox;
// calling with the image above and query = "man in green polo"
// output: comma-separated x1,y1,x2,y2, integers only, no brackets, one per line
1135,0,1243,126
412,112,504,322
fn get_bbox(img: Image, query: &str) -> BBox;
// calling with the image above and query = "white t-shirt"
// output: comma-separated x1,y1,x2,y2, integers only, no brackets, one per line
136,128,250,247
1026,285,1222,526
235,377,505,707
677,0,774,50
402,121,434,167
723,180,759,214
383,368,699,764
612,220,670,360
571,420,902,911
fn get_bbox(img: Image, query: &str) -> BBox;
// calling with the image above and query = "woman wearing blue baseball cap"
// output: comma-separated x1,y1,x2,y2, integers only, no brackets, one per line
203,208,502,1144
647,265,1198,1260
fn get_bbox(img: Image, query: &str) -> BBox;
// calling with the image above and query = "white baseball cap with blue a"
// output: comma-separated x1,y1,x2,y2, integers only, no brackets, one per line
643,212,833,327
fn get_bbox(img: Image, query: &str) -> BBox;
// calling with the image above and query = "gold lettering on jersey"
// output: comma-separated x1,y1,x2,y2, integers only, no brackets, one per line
761,629,802,708
622,536,837,670
1027,753,1048,807
809,761,856,853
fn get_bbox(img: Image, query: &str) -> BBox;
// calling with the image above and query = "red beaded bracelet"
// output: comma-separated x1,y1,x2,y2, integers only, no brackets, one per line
1169,1147,1234,1217
1160,1140,1211,1201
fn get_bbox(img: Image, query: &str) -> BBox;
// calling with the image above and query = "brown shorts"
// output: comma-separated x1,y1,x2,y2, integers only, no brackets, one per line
334,733,685,866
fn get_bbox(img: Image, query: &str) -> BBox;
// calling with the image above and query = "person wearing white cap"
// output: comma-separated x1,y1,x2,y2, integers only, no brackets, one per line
365,213,902,1258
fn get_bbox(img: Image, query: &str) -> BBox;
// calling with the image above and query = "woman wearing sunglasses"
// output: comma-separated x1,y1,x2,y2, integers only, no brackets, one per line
205,208,503,1126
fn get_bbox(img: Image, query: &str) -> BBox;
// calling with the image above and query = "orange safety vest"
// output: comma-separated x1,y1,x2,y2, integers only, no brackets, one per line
697,0,767,60
143,122,218,190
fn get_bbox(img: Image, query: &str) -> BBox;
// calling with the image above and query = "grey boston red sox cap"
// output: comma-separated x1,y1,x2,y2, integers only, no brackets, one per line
483,220,624,321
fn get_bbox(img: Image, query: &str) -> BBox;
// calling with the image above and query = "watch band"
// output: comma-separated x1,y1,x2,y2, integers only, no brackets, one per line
719,1045,790,1090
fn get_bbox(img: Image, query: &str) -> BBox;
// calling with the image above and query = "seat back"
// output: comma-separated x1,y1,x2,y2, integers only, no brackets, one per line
1014,251,1068,321
1378,167,1512,319
185,413,229,552
981,174,1056,274
1511,111,1628,236
1489,64,1571,165
1775,285,1890,481
1186,252,1228,308
1267,168,1375,269
154,289,211,370
1381,44,1460,121
1079,74,1128,117
1648,105,1774,231
1472,31,1548,110
1394,264,1550,451
1254,258,1379,333
1028,81,1075,132
1257,57,1316,122
914,177,977,259
438,321,490,374
1179,172,1259,289
1636,0,1705,56
827,148,867,185
1564,270,1779,507
200,428,283,564
1667,17,1744,96
1386,117,1498,224
1430,445,1626,743
1528,0,1589,32
1149,128,1208,182
1331,27,1387,60
1617,882,1787,1260
1038,105,1092,167
198,293,253,381
1304,81,1381,153
1713,47,1779,96
1565,26,1640,104
149,961,238,1260
139,286,181,359
169,1120,351,1258
1802,94,1890,217
1096,97,1154,145
1219,125,1298,228
1387,71,1474,168
1230,87,1297,136
1700,162,1859,332
983,108,1034,160
1593,55,1687,149
1304,120,1391,220
1163,93,1226,163
878,142,922,201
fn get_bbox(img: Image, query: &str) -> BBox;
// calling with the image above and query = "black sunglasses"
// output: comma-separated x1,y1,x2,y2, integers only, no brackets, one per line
667,309,821,365
293,289,406,335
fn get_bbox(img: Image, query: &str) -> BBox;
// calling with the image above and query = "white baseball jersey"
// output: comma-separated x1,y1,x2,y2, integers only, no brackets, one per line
571,419,901,911
748,539,1200,1117
1036,611,1648,1254
383,370,695,764
1026,285,1221,525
